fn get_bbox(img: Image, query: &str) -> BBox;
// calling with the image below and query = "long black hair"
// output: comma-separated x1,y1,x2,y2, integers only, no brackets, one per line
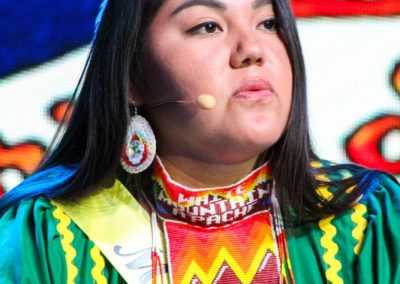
0,0,381,223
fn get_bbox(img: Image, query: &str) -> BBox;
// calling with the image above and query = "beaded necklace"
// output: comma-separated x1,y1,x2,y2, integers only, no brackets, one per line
145,156,295,284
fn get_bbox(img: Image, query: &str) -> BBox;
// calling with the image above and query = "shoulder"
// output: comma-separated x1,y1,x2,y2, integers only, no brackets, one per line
0,195,114,283
311,159,399,203
359,171,400,207
312,160,400,237
0,196,72,253
0,196,57,235
0,174,130,283
0,196,65,282
287,161,400,283
299,158,399,225
0,196,60,252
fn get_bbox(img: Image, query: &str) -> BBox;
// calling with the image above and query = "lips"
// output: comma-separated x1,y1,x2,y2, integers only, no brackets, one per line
233,79,274,100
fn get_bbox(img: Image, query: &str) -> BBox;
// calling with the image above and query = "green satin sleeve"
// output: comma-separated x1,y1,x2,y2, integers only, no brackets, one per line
0,198,68,283
356,174,400,283
287,173,400,284
0,197,125,284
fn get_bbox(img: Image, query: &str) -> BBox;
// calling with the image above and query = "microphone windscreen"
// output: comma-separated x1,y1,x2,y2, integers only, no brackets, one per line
197,94,216,110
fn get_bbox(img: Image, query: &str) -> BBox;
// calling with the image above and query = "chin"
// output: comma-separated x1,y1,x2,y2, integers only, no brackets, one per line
243,128,283,147
213,141,274,165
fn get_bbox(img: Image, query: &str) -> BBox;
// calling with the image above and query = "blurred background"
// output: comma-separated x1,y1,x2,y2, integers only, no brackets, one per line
0,0,399,195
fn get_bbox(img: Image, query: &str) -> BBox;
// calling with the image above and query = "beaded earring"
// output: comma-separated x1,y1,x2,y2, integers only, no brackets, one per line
120,105,156,174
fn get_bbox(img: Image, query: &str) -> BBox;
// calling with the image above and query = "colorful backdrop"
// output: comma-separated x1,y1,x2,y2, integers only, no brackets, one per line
0,0,399,195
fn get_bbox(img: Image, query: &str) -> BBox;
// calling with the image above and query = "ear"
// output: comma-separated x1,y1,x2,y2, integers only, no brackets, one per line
128,81,144,106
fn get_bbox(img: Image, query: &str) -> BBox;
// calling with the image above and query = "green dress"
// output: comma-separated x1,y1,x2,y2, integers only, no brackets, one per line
286,172,400,283
0,168,399,283
0,197,123,283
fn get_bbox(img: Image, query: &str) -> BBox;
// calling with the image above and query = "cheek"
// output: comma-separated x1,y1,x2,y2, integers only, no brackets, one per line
266,45,293,128
144,50,226,106
141,56,189,107
272,45,293,105
274,44,293,82
281,66,293,111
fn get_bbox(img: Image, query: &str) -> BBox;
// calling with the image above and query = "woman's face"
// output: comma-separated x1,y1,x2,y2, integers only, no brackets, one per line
139,0,293,165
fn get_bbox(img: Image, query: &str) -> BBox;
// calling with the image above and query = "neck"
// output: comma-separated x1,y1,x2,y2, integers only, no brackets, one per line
156,155,258,189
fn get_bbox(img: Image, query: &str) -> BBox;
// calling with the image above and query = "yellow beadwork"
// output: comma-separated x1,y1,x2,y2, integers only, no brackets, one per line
181,233,275,284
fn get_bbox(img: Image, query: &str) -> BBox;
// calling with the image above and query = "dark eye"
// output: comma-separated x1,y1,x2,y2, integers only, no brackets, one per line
259,18,278,32
187,22,222,35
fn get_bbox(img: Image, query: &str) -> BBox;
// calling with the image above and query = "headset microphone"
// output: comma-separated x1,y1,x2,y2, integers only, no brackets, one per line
196,94,216,110
145,94,216,110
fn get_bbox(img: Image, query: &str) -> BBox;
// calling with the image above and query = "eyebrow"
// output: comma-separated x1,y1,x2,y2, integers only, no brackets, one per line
171,0,227,17
252,0,273,9
171,0,273,17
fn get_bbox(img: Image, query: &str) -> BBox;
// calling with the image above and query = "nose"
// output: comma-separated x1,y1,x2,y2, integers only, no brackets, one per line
230,31,264,68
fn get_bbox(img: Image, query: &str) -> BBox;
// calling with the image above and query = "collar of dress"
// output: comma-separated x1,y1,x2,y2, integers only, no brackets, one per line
146,156,274,227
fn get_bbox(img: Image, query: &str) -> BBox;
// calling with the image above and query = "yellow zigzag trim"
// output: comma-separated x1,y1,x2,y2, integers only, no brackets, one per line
181,233,275,284
315,174,331,183
316,185,333,201
351,203,367,255
90,244,107,284
319,216,343,284
51,202,78,284
311,161,323,168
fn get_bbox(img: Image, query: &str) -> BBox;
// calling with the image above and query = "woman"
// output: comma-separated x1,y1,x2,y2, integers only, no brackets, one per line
1,0,399,283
